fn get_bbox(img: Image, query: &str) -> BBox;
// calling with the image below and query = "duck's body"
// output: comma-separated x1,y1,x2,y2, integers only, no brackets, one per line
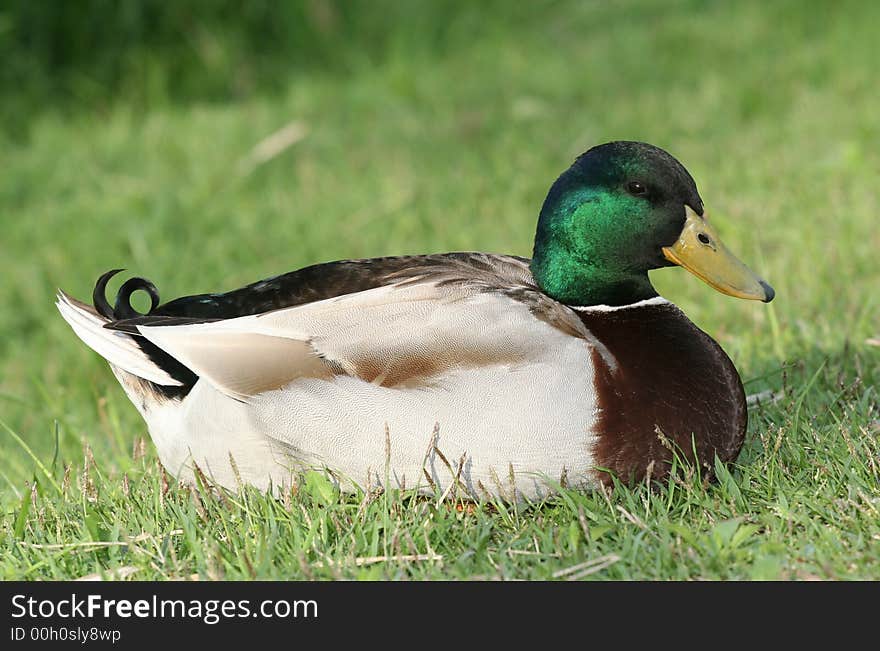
57,142,771,500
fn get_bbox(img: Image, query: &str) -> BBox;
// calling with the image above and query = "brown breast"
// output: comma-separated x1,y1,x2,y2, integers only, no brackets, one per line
577,301,747,486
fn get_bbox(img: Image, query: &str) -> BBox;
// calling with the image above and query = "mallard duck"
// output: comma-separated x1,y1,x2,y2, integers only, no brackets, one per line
57,141,773,500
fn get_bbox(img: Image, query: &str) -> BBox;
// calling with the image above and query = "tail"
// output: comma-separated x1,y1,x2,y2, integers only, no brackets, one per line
56,273,184,387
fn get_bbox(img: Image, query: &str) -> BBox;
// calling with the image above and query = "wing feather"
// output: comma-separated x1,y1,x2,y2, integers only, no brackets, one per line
137,277,566,400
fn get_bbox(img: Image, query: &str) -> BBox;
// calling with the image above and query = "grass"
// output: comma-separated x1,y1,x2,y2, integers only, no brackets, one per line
1,0,878,580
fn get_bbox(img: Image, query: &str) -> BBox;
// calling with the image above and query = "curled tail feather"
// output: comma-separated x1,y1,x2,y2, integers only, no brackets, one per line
93,269,160,320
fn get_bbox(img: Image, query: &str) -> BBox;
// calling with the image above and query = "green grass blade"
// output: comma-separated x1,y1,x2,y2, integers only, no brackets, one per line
0,417,62,495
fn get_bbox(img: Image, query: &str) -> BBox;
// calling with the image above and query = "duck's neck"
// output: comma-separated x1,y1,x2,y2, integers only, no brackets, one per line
530,185,657,307
530,249,656,307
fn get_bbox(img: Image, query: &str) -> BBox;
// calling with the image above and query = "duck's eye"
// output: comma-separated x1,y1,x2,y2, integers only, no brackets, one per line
626,181,649,197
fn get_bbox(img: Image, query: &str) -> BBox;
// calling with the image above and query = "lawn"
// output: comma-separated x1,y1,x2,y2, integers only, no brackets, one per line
1,0,878,580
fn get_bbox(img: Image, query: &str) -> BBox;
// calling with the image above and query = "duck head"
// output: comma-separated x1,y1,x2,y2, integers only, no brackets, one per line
531,141,774,306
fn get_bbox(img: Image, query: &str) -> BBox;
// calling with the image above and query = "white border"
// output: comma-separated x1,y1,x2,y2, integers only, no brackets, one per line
568,295,670,313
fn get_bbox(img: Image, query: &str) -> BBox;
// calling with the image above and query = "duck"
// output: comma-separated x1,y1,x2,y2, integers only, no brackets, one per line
57,141,774,501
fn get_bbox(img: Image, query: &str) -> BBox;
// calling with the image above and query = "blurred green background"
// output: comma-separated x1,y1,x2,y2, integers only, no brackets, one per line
1,0,878,487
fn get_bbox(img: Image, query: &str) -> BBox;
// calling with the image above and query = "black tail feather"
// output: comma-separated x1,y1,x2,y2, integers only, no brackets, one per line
92,269,197,398
93,269,124,319
115,277,160,319
93,269,161,320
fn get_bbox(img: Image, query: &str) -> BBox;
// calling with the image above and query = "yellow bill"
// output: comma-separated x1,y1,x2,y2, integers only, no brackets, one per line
662,206,774,302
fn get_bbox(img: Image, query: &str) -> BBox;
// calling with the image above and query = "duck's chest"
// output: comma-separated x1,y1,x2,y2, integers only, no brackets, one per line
575,301,747,484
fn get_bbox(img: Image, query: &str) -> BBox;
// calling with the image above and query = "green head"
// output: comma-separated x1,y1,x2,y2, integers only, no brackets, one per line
530,141,773,306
